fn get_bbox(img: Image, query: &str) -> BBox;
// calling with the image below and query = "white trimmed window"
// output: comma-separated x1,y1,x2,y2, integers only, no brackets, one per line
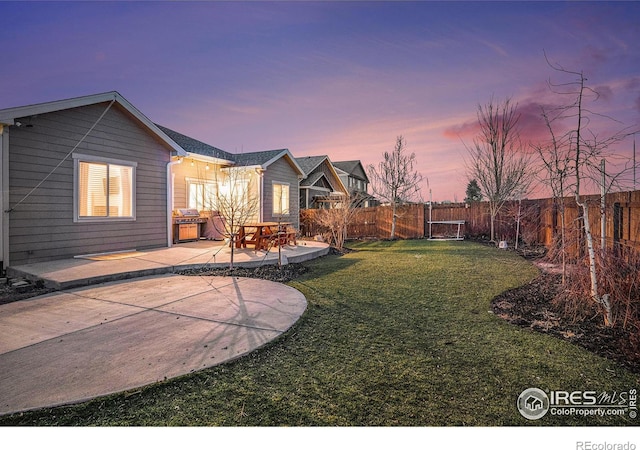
187,179,217,212
73,154,136,221
273,182,290,216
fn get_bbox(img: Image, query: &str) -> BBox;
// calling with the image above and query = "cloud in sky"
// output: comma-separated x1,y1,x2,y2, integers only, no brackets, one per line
1,1,639,201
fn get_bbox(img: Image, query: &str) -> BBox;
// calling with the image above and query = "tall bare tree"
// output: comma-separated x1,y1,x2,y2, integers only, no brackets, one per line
368,136,424,239
464,97,533,242
542,56,637,326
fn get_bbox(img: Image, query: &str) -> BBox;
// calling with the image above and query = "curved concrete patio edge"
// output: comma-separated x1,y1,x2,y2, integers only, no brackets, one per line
8,241,330,290
0,274,307,416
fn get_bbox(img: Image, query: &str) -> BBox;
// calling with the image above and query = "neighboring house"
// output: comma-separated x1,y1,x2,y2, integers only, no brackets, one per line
333,160,377,207
0,91,302,268
296,155,348,209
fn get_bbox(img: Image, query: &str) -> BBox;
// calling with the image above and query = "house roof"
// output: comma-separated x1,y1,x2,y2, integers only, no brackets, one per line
300,171,335,190
333,160,370,182
156,125,235,163
0,91,187,156
157,125,304,175
157,128,304,175
295,155,329,176
234,149,305,176
233,149,287,167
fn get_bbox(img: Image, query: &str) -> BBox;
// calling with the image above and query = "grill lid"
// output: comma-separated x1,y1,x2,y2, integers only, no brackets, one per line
174,208,200,217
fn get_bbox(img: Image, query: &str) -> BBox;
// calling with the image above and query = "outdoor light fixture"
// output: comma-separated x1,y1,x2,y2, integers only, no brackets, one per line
206,164,210,170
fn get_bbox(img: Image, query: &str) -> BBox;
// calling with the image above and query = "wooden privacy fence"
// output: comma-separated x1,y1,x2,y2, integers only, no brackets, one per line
300,189,640,256
301,205,425,240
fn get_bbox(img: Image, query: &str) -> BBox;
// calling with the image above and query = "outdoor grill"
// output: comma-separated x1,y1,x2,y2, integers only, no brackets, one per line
172,209,208,242
173,208,207,224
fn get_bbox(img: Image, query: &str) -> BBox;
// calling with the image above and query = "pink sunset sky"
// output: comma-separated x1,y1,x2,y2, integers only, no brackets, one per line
2,1,639,201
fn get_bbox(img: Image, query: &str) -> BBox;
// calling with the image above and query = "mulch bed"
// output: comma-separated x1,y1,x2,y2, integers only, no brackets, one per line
0,281,53,306
177,262,310,283
491,270,640,374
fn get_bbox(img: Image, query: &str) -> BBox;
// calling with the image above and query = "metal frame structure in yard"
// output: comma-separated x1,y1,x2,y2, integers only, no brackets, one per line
427,220,466,240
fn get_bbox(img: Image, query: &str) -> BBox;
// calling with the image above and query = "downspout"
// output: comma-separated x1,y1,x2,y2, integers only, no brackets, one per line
167,158,182,247
0,124,8,273
257,168,265,222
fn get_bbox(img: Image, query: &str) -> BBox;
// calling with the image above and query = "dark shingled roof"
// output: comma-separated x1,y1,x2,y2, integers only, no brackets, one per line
157,125,301,174
295,155,328,176
333,160,360,173
333,160,370,182
156,125,235,161
232,149,288,167
301,172,328,188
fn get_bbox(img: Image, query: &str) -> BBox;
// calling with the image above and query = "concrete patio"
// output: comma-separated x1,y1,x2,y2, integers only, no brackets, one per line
0,240,330,416
0,274,308,415
8,240,330,290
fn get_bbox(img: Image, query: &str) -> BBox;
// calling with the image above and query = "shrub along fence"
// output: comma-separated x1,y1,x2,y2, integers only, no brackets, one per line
300,189,640,258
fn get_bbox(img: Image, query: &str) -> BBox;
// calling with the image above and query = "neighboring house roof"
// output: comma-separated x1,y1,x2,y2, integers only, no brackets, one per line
156,125,235,163
296,155,329,176
333,160,370,183
0,91,187,157
300,172,337,191
296,155,349,194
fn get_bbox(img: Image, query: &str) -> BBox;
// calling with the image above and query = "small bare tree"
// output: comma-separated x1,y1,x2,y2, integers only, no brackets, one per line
368,136,424,239
464,97,534,243
314,195,361,250
534,107,573,283
206,166,260,269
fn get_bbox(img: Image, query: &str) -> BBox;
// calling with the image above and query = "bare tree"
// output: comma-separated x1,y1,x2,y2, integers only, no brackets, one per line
368,136,424,239
464,97,534,243
314,195,362,250
542,54,638,326
534,107,573,283
206,166,260,269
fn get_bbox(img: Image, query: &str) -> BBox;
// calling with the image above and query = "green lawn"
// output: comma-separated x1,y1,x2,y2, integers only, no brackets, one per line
1,240,637,426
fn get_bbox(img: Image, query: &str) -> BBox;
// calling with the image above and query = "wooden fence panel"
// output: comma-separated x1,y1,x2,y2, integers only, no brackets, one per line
376,204,424,239
348,208,377,238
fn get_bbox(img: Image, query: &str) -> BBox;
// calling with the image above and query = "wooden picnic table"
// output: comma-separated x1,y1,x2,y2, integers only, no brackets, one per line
235,222,296,250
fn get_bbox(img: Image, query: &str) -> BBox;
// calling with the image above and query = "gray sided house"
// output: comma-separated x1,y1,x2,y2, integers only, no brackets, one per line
296,155,348,209
0,91,303,270
0,92,186,268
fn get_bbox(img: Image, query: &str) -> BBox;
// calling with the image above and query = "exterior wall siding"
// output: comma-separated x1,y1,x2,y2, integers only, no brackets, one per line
262,157,300,229
8,102,172,265
171,160,224,211
317,160,343,193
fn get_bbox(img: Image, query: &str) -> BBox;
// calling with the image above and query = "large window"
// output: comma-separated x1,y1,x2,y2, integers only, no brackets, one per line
273,182,290,216
187,179,217,211
74,155,136,221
